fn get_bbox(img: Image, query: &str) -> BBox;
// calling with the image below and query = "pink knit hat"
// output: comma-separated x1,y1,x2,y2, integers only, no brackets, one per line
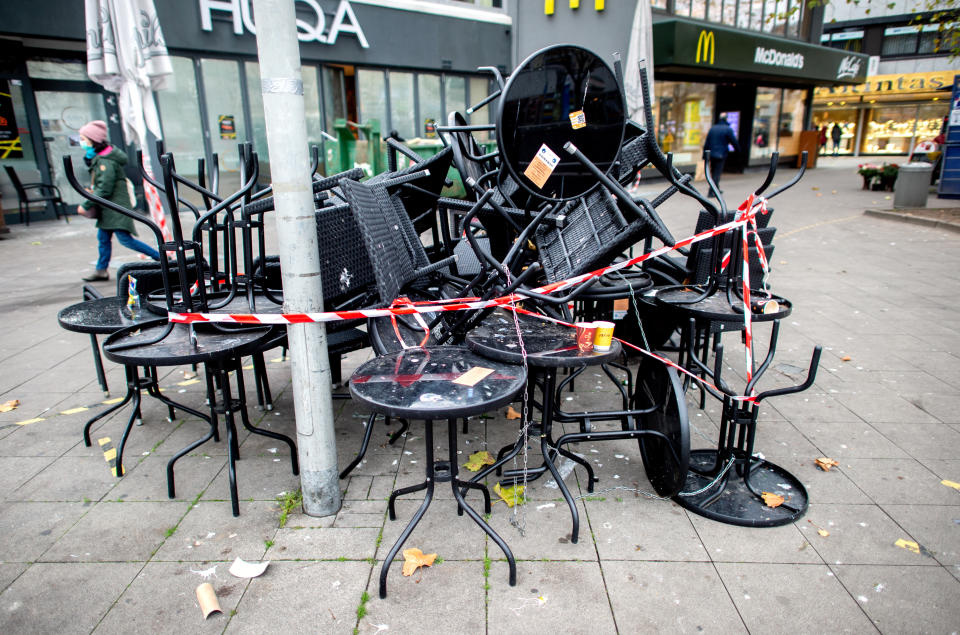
78,120,108,144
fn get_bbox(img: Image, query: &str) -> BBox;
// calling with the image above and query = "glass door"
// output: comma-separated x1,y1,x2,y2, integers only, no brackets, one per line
34,90,108,205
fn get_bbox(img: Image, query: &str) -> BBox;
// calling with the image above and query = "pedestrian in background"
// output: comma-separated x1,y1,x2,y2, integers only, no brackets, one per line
818,126,828,155
830,123,843,156
76,120,159,282
702,114,739,197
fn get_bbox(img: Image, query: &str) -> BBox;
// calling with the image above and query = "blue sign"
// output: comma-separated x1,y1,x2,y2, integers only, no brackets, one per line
938,74,960,199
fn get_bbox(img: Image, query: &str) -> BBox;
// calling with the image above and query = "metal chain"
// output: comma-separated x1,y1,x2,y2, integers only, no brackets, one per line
613,269,650,351
503,265,530,536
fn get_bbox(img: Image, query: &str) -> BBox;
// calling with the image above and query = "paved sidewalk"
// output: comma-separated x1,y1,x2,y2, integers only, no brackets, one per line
0,163,958,634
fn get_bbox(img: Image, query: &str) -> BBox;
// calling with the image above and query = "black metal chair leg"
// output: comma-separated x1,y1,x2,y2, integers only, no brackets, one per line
113,388,142,478
543,433,579,543
218,368,241,517
252,352,274,411
387,481,429,520
90,334,109,395
166,415,216,499
388,419,410,444
83,383,134,446
380,420,436,599
234,366,298,475
340,413,378,479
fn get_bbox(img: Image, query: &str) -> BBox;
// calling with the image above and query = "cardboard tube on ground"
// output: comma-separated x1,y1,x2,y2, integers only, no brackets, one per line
196,582,222,619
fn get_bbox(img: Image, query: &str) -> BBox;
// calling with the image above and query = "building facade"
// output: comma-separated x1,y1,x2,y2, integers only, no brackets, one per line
813,0,958,157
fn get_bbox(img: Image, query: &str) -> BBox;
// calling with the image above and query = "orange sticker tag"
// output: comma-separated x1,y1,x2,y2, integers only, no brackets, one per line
452,366,494,387
523,143,560,189
569,110,586,129
612,298,629,320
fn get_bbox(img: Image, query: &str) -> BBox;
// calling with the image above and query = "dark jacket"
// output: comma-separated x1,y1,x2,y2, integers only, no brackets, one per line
830,124,842,142
80,146,136,234
703,120,739,160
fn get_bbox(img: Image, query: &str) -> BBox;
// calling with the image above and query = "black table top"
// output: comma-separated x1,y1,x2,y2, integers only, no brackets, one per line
465,310,621,368
649,287,792,323
58,297,159,335
349,346,526,419
102,319,274,366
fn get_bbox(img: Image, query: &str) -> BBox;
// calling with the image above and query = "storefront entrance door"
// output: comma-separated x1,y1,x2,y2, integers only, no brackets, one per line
34,89,110,205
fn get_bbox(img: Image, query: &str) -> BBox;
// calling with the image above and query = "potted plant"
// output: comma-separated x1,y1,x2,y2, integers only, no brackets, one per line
881,163,899,191
857,164,880,190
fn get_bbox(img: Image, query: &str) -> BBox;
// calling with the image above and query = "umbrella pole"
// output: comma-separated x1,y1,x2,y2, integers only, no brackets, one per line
253,0,340,517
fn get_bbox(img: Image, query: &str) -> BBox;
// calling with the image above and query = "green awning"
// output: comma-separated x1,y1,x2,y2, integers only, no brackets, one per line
653,18,869,86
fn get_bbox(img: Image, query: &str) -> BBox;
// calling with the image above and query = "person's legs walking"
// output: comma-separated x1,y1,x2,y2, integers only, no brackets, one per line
84,229,113,281
709,157,725,195
114,231,161,260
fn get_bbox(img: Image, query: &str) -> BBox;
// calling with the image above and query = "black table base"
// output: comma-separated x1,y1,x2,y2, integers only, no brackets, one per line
676,450,808,527
380,418,516,599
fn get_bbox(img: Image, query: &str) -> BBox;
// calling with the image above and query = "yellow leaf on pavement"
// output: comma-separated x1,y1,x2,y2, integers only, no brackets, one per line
493,482,526,508
506,406,521,420
818,529,830,537
0,399,20,413
815,457,840,471
463,450,495,472
761,492,784,508
894,538,920,554
401,548,436,576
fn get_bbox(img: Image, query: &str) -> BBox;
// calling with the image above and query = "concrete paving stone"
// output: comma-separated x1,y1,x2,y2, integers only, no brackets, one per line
688,514,823,564
0,563,28,594
488,561,617,634
156,418,233,457
378,498,487,562
0,456,58,493
153,501,279,563
916,459,960,483
832,391,940,424
0,416,87,457
752,419,822,459
226,560,370,635
202,451,300,503
10,455,121,502
362,560,485,632
715,562,877,633
62,409,181,461
832,564,960,633
603,560,746,633
0,501,89,562
870,422,960,461
840,458,957,506
332,499,387,528
793,420,910,459
902,392,960,424
342,475,373,500
0,562,142,635
882,504,960,567
770,392,863,423
802,503,940,567
268,526,379,561
94,561,246,635
41,500,187,563
107,452,226,502
484,497,598,562
862,370,958,396
588,499,709,562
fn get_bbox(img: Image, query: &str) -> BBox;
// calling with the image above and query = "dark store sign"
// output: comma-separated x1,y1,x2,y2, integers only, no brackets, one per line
0,80,23,159
654,19,868,84
199,0,369,47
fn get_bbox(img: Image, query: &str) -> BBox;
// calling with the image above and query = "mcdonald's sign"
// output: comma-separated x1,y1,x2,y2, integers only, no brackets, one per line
696,30,715,65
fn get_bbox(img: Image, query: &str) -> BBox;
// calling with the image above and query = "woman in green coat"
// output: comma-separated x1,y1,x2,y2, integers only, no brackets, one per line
76,120,160,282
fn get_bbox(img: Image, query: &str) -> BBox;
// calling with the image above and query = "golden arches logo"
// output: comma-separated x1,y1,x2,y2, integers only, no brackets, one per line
696,30,715,65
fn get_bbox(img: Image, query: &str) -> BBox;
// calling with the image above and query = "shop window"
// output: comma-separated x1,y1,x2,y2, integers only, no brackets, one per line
751,87,780,163
469,76,493,142
863,105,918,154
0,79,37,210
708,0,722,24
916,103,948,143
882,29,919,57
654,80,715,165
418,74,442,137
200,58,247,174
813,109,857,156
722,0,737,27
878,25,949,57
736,0,754,29
244,61,269,180
776,89,807,156
155,56,204,181
302,67,324,149
690,0,707,20
357,69,387,129
322,66,349,134
388,72,416,140
26,59,87,81
444,76,467,121
651,0,667,9
674,0,692,17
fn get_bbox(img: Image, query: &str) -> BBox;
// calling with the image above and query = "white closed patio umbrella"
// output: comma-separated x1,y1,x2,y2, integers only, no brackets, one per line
85,0,172,241
624,0,655,125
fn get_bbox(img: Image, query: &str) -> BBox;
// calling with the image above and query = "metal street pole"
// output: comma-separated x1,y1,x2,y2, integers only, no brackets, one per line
252,0,340,516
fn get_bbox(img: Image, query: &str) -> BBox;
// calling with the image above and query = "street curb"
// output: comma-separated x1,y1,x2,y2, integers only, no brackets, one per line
864,209,960,234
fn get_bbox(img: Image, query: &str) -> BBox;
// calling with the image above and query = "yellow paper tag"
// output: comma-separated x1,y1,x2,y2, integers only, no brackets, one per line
569,110,586,129
452,366,494,387
894,538,920,554
941,479,960,491
523,143,560,189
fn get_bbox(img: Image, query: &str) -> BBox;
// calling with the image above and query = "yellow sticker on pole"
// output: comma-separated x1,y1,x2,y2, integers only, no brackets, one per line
569,110,586,129
523,143,560,189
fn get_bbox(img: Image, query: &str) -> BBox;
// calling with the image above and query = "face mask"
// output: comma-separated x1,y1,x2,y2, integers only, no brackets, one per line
84,146,96,160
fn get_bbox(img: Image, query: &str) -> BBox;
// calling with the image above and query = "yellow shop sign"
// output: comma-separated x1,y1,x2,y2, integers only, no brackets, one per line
815,71,956,99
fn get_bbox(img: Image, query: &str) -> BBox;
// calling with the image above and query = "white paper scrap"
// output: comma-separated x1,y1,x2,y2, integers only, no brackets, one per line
229,557,270,578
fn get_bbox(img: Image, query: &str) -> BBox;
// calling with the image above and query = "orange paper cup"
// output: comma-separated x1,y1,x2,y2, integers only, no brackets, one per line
574,322,596,352
593,321,615,352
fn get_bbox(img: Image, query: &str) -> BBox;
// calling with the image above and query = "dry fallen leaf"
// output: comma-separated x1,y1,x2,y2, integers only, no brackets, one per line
818,529,830,537
493,482,526,507
815,457,840,471
841,356,852,362
506,406,521,420
0,399,20,413
401,548,436,576
761,492,785,508
463,450,495,472
894,538,920,554
183,370,197,380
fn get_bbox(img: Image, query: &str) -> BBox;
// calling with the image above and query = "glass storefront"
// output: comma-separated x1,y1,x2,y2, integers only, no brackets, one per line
654,80,716,165
814,101,949,156
812,108,858,155
751,87,780,162
777,89,808,156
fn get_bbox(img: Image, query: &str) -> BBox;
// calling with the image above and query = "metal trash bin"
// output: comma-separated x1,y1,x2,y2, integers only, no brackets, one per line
894,162,934,208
